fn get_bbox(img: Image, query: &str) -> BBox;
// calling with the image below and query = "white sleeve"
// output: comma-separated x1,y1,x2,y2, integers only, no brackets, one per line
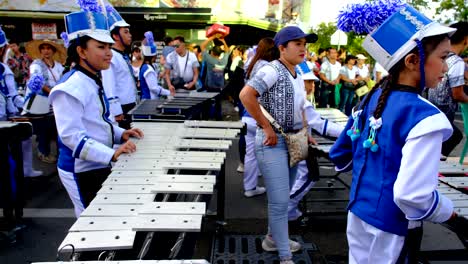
143,69,171,97
304,101,344,137
102,64,123,116
29,63,41,75
51,91,116,165
394,131,453,223
245,65,278,96
5,74,24,108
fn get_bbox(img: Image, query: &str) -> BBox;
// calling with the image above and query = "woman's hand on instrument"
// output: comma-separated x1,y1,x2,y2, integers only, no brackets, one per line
112,141,137,161
308,135,318,145
263,125,277,146
115,114,124,122
122,128,144,142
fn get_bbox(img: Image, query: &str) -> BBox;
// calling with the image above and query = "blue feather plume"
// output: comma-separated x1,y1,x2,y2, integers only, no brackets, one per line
144,31,154,46
105,3,114,14
60,32,69,48
27,74,45,93
337,0,405,34
76,0,102,13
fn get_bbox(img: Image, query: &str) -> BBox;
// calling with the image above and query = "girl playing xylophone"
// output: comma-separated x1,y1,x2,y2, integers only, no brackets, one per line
49,0,143,217
331,1,464,263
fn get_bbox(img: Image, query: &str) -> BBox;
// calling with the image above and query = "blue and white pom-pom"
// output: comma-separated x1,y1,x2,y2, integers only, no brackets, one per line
27,74,45,94
60,32,69,48
144,31,155,46
363,116,382,152
76,0,102,12
337,0,405,34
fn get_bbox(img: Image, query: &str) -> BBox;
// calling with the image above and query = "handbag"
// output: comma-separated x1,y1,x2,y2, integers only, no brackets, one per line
260,105,308,167
355,85,370,97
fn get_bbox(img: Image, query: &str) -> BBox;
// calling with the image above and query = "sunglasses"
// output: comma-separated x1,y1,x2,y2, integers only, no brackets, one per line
172,44,181,48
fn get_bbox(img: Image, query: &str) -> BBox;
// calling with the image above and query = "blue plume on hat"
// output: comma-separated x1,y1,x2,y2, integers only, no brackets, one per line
0,25,7,47
60,32,69,48
105,3,114,14
144,31,154,46
27,74,45,93
76,0,102,13
337,0,405,34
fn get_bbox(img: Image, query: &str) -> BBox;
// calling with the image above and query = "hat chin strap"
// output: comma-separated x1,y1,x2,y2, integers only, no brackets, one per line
83,59,100,74
415,39,425,92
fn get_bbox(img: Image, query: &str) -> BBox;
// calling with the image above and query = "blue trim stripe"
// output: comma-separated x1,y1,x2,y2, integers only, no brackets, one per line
72,172,86,209
423,190,440,220
73,136,89,159
290,178,313,199
322,119,329,136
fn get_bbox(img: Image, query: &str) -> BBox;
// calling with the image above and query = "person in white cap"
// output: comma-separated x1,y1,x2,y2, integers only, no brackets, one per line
332,1,465,263
355,54,370,85
287,61,343,221
49,0,143,217
139,31,171,99
101,4,136,129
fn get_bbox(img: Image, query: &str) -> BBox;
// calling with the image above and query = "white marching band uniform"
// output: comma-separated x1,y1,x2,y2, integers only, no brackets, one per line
50,67,124,217
0,62,23,120
102,49,138,117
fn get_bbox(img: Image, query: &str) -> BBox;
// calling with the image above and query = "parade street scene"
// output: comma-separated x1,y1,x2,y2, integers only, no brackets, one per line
0,0,467,263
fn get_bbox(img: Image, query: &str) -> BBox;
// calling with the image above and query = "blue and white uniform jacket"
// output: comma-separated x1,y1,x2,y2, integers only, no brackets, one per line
330,86,454,236
49,65,125,173
0,62,23,119
102,49,138,116
139,63,170,100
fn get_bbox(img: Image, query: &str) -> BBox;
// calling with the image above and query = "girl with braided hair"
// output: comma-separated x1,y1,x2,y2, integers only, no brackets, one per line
330,2,464,263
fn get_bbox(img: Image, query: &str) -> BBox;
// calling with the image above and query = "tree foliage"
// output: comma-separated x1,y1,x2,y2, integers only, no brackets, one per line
436,0,468,23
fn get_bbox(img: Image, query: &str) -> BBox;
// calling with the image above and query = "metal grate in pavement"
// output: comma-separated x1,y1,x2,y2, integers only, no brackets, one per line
211,235,325,264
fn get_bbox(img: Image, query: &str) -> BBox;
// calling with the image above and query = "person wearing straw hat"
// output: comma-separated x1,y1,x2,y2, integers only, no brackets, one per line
287,61,343,221
101,3,136,129
331,1,466,262
139,31,171,100
22,38,65,163
49,0,143,217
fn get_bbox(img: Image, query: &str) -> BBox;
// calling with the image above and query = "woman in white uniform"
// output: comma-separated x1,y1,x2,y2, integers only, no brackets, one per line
139,31,171,100
49,0,143,217
332,2,464,263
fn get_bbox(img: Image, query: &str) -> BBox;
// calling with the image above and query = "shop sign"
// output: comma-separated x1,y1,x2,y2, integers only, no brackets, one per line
31,23,57,40
144,14,168,20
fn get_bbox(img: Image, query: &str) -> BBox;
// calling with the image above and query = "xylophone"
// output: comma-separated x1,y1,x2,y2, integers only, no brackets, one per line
129,92,219,121
37,120,242,263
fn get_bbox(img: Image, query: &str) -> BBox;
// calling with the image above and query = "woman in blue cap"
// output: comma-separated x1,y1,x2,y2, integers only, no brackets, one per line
240,26,319,264
331,1,464,262
49,0,143,217
139,31,171,100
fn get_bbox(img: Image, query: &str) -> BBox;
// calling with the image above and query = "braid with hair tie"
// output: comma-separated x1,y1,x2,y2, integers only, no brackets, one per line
346,75,390,142
372,74,394,119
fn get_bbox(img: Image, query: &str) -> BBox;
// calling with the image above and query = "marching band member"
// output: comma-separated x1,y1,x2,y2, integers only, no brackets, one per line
101,3,137,128
139,31,171,100
49,0,143,217
331,2,463,262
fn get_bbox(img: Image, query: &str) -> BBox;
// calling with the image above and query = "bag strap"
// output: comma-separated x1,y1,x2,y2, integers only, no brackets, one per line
179,52,189,77
259,105,287,137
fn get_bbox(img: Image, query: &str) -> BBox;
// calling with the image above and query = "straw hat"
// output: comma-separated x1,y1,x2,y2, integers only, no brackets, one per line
25,39,66,64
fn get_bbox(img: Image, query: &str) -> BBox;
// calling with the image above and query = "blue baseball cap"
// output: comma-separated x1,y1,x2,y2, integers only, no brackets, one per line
274,26,318,47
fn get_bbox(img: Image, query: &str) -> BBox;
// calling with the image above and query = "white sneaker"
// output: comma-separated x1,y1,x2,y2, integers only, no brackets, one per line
280,260,295,264
236,163,244,173
24,169,44,177
262,235,302,253
244,186,266,197
234,106,239,112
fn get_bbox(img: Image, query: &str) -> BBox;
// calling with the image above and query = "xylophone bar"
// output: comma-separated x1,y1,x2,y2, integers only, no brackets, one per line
184,120,244,129
138,202,206,215
104,175,217,185
121,151,226,160
90,194,156,205
58,230,136,252
69,215,203,232
119,155,225,163
112,161,222,171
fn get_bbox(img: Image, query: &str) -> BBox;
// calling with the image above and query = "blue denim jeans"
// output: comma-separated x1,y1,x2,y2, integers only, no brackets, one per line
255,129,298,260
339,88,355,116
